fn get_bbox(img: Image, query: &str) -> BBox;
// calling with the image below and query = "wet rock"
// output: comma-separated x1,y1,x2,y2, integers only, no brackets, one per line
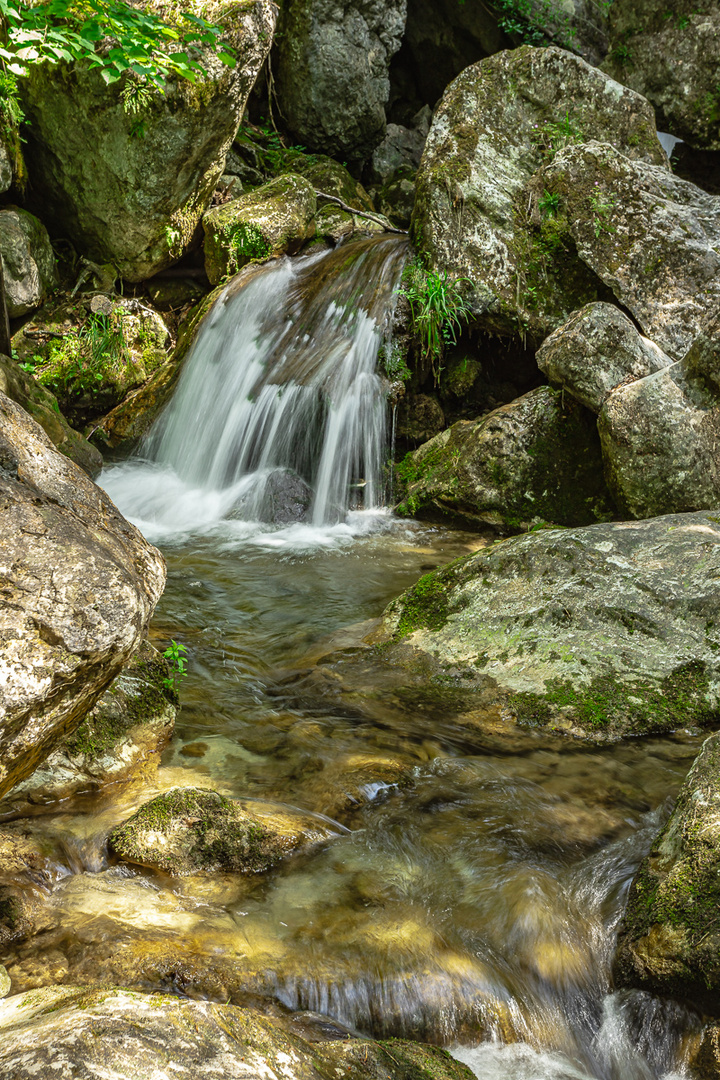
412,46,665,336
274,0,407,163
19,0,276,281
0,642,177,818
0,392,165,800
693,1025,720,1080
395,386,614,529
603,3,720,150
281,152,376,213
109,786,339,875
0,353,101,477
231,468,313,525
536,302,673,414
541,141,720,360
314,204,390,246
0,985,479,1080
0,208,58,318
396,392,445,443
614,731,720,1011
378,509,720,741
203,173,316,285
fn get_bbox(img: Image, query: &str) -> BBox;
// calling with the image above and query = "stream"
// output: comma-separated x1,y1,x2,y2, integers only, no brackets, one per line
3,238,708,1079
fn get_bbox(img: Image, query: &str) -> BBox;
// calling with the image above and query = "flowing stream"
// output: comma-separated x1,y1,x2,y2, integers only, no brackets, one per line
3,238,706,1078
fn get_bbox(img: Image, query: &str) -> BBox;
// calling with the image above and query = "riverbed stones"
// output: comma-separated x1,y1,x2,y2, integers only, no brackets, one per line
0,208,58,318
18,0,276,281
109,786,339,875
395,386,614,529
0,392,166,800
536,302,673,414
411,46,666,335
274,0,407,163
0,985,479,1080
203,173,317,285
614,731,720,1011
378,510,720,741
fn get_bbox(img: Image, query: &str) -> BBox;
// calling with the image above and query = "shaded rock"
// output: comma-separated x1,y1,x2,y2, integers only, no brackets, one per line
0,642,176,818
109,786,340,875
395,386,614,529
0,208,58,318
281,152,376,212
614,731,720,1011
684,307,720,395
0,136,12,193
378,509,720,741
0,985,479,1080
314,203,390,246
541,140,720,359
145,277,209,312
0,392,165,800
536,302,673,413
274,0,407,163
376,173,416,230
603,5,720,151
369,107,430,186
396,392,445,444
0,353,101,477
692,1025,720,1080
412,46,665,336
19,0,276,281
203,173,316,286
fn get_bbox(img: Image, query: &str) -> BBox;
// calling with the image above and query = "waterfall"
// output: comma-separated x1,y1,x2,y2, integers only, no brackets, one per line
104,236,408,538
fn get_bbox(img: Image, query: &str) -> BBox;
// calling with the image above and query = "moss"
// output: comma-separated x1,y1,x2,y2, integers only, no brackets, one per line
376,1040,476,1080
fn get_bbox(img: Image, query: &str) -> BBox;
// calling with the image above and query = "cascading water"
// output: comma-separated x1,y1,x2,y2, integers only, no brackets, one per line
106,236,407,538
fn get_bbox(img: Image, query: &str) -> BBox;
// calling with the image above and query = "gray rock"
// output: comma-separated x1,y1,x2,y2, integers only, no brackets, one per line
274,0,407,162
0,208,58,317
0,986,478,1080
411,46,665,336
395,385,614,529
369,106,431,186
536,302,673,413
378,509,720,741
18,0,276,281
542,141,720,359
684,306,720,395
0,392,165,800
0,137,12,194
614,730,720,1010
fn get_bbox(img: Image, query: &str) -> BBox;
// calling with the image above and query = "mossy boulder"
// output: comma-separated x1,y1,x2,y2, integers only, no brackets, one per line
614,731,720,1012
0,208,58,317
378,509,720,742
395,385,614,529
280,151,375,211
411,45,665,337
202,173,316,285
109,786,339,875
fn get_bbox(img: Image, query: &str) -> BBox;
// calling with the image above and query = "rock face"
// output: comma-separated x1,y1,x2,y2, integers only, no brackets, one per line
203,173,317,285
378,510,720,742
0,354,102,477
412,46,665,335
395,386,614,529
109,786,340,875
603,2,720,151
0,641,177,818
274,0,407,163
19,0,276,281
0,208,58,318
614,731,720,1011
0,985,478,1080
536,302,673,413
0,392,166,800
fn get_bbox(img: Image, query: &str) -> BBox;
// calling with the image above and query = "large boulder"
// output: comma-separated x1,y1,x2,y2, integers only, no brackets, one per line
274,0,407,163
0,393,165,800
614,731,720,1012
377,510,720,742
0,985,478,1080
395,385,614,529
603,2,720,150
536,302,673,413
18,0,276,281
0,208,57,317
411,46,665,336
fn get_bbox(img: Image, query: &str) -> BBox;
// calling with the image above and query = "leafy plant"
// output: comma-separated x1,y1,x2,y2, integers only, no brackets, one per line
163,639,188,691
489,0,577,49
589,188,616,237
378,340,411,384
531,111,585,160
398,261,472,385
36,311,130,396
538,190,561,218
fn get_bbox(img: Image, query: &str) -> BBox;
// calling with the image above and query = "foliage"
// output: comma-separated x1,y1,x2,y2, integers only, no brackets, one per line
33,311,131,396
0,67,21,132
398,261,472,385
589,187,616,237
486,0,577,49
530,111,585,160
163,639,188,691
378,340,411,384
538,190,560,218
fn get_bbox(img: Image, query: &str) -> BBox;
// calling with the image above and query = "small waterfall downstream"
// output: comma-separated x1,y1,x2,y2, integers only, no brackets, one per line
107,236,407,538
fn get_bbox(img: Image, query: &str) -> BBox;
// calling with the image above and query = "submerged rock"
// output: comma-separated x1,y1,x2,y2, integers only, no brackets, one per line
0,985,478,1080
614,731,720,1011
378,509,720,741
109,786,339,875
0,392,165,800
0,208,57,318
395,386,614,529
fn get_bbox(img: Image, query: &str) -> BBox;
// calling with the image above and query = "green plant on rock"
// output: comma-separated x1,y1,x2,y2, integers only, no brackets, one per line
162,639,187,691
488,0,577,49
36,311,130,396
538,190,561,219
531,111,585,160
398,260,472,386
378,340,411,384
589,188,616,237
